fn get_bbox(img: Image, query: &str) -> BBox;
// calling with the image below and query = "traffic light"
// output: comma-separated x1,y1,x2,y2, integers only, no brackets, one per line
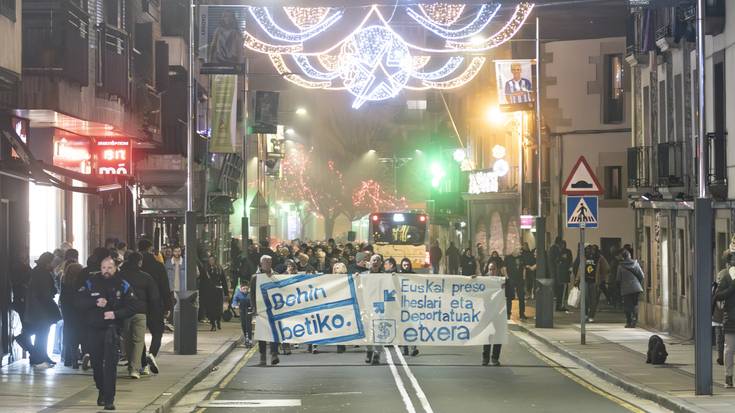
430,161,446,188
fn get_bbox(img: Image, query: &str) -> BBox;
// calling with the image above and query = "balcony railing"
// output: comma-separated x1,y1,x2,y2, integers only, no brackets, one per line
656,141,686,187
96,23,130,101
22,0,90,86
627,146,651,187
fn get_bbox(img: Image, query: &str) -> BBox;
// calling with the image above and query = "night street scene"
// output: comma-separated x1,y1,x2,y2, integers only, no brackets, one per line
2,0,735,412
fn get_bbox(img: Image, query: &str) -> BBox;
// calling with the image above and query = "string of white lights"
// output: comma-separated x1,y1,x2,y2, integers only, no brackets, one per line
248,6,344,43
411,56,465,80
293,55,341,80
405,3,500,40
447,3,535,50
282,7,332,29
418,3,466,26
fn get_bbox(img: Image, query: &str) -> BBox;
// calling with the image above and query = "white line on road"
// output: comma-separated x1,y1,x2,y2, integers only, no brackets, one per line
384,347,418,413
197,399,302,408
393,348,434,413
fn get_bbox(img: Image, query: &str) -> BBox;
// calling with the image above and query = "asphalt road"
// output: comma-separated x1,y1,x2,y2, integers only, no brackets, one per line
188,331,656,413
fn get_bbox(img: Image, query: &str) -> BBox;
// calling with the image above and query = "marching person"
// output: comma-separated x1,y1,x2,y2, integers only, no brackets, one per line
478,261,503,366
231,280,253,348
77,257,138,410
446,241,460,275
250,255,280,366
120,252,160,379
460,248,477,276
429,240,443,274
504,248,527,321
365,254,384,365
399,258,419,357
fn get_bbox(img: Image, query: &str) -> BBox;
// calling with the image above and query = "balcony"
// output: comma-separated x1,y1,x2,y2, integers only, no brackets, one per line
22,0,90,86
655,142,686,188
627,146,651,188
133,81,161,143
96,23,130,101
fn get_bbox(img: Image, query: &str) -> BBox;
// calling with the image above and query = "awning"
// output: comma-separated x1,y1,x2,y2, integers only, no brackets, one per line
1,129,123,194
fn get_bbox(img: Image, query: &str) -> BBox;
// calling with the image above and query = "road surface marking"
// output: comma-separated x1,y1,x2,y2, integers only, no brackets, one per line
220,347,258,389
521,339,647,413
393,348,434,413
384,347,418,413
198,399,301,408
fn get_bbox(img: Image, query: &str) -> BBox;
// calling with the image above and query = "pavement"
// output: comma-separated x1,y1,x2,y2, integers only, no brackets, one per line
0,321,243,413
516,300,735,413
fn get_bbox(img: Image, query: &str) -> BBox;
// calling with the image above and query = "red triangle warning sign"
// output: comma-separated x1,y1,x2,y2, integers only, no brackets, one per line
562,156,604,195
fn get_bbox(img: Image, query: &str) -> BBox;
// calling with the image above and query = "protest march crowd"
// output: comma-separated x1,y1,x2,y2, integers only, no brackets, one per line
7,234,735,409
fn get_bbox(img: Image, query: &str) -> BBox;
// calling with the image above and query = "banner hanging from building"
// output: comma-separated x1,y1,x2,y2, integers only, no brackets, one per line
495,59,536,112
209,74,238,153
253,273,507,346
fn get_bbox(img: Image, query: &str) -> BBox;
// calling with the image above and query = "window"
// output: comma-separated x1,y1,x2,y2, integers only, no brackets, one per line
712,52,726,182
643,85,651,145
674,74,683,141
659,80,667,142
0,0,15,21
644,226,652,303
604,166,622,199
603,54,624,124
677,229,686,298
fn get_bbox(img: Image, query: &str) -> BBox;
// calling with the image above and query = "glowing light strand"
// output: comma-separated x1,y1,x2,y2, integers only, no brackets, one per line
282,7,332,29
411,56,465,80
418,3,466,26
447,3,535,50
405,3,501,40
293,55,341,80
249,6,344,43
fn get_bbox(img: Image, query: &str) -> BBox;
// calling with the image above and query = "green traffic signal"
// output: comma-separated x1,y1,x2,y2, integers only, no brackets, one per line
430,161,446,188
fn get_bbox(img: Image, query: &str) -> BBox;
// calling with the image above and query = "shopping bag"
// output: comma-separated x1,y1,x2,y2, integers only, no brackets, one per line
567,286,581,308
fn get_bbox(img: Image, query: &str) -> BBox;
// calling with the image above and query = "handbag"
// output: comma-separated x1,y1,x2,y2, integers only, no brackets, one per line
567,286,581,308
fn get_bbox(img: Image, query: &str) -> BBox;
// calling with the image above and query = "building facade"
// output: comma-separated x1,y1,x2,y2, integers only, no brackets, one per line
626,0,728,337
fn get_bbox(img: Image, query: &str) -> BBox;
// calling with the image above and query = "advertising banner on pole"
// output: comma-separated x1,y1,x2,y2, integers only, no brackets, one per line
494,59,536,112
253,273,508,346
209,74,238,153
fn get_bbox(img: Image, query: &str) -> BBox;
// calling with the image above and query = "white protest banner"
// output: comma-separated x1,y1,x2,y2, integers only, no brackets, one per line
253,273,507,346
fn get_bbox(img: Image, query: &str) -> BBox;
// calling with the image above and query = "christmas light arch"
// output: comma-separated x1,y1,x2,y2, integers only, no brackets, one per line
242,2,535,108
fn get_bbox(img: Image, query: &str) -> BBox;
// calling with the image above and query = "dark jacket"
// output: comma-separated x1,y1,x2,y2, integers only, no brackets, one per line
25,265,61,327
714,269,735,334
10,260,31,317
617,258,644,296
504,254,524,284
446,245,460,270
120,267,161,316
59,262,84,319
430,246,443,265
76,272,138,329
713,268,729,324
141,252,172,316
460,255,477,276
555,248,573,283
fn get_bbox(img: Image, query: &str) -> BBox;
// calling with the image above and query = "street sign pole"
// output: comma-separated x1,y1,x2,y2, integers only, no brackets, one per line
579,224,586,345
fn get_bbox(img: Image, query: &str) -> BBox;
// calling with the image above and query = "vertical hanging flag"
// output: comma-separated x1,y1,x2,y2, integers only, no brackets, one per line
210,74,238,153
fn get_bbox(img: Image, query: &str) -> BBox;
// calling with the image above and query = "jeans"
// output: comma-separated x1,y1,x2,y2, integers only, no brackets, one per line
584,281,598,318
482,344,502,361
715,325,725,362
622,293,639,325
258,341,278,356
432,263,440,274
725,333,735,377
239,300,252,341
123,314,147,372
555,283,568,310
146,315,164,356
506,282,525,318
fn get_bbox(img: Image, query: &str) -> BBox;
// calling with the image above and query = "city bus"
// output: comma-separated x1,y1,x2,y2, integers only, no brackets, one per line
353,211,429,270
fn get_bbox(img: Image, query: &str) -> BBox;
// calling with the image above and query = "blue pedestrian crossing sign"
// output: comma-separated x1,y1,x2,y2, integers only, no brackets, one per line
566,196,598,228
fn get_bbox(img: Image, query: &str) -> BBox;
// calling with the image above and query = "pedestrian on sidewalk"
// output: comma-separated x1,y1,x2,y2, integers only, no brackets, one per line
77,257,138,410
616,249,644,328
138,239,168,374
250,255,280,366
478,261,503,366
714,250,735,388
446,241,460,275
201,256,228,331
430,240,443,274
60,249,84,368
574,245,602,323
553,240,573,311
24,252,62,368
504,248,526,321
120,252,160,379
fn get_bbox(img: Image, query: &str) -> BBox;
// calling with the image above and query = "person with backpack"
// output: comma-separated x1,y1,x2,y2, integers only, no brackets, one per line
714,250,735,388
616,249,644,328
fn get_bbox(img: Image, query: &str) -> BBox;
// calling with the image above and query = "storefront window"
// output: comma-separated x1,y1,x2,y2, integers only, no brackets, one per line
29,182,62,262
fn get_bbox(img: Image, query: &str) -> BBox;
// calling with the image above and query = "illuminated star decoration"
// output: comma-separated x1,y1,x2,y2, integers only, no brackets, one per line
242,3,535,108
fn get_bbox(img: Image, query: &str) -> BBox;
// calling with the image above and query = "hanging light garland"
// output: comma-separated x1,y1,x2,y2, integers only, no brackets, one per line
243,3,535,108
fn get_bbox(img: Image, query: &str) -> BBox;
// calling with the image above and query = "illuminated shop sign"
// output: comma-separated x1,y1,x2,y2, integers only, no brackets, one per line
468,170,499,194
93,138,131,176
53,136,92,174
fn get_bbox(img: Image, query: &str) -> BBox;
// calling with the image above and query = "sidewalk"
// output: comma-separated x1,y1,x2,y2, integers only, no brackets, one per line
517,302,735,413
0,321,243,413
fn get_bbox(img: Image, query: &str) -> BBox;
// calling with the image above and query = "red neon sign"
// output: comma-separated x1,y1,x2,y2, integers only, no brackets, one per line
93,138,131,176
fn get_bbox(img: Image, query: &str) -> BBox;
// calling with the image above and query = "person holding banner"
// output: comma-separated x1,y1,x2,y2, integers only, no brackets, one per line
399,258,420,357
365,254,384,365
478,261,503,366
249,255,280,366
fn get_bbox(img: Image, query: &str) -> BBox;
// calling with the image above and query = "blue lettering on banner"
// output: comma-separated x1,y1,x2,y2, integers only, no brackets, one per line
260,273,365,345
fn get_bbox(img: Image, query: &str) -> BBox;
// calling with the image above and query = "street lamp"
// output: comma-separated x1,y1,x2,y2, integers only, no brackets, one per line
485,106,505,125
295,107,307,116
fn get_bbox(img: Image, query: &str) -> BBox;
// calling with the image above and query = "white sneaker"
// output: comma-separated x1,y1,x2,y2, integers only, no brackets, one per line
130,370,140,379
82,353,91,371
33,362,53,369
146,353,159,374
588,318,595,323
140,366,151,376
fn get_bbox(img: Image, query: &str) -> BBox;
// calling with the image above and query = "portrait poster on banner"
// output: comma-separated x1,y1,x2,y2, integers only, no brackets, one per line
495,59,536,112
253,273,508,346
209,74,238,153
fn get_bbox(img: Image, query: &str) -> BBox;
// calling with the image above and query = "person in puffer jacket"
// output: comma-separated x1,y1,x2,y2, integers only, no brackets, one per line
616,249,644,328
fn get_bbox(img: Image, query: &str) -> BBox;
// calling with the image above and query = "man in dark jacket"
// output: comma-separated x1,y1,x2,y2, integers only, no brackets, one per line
554,240,573,311
24,252,61,368
120,252,160,378
138,238,169,374
446,242,460,275
429,241,443,274
77,257,138,410
504,248,526,320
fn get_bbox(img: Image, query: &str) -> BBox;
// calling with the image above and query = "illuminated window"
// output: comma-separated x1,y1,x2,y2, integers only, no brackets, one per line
603,54,624,124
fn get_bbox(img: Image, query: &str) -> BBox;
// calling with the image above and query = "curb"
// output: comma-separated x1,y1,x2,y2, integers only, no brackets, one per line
140,337,239,413
515,323,710,413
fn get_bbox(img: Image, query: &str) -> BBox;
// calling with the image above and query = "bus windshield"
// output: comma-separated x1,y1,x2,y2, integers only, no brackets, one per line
370,213,426,246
